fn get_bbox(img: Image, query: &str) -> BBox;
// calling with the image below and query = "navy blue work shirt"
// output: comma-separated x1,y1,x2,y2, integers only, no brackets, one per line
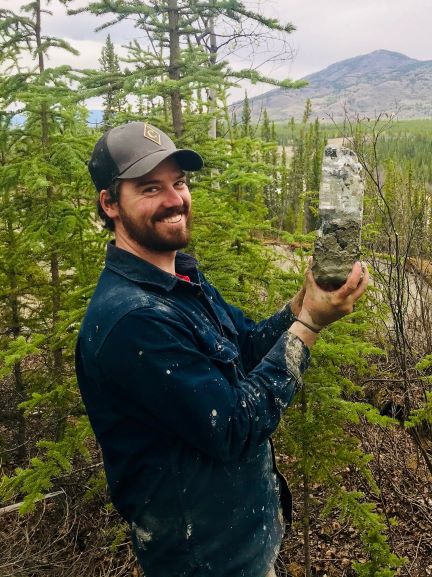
75,243,310,577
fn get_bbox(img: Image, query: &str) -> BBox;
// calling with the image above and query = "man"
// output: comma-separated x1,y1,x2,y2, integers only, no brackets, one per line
76,121,368,577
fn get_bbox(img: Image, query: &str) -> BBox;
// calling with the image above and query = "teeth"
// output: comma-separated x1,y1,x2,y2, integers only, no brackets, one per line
161,214,182,224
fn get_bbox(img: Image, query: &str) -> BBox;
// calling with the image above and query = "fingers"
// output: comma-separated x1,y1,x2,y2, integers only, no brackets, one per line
350,264,369,301
301,260,369,327
333,262,369,311
335,261,364,298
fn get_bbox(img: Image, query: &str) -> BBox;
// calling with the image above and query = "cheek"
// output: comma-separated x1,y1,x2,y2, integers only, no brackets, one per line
182,190,192,207
134,199,158,217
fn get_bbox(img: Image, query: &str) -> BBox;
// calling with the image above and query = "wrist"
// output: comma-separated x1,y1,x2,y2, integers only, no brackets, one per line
295,317,321,334
297,310,324,333
288,322,319,348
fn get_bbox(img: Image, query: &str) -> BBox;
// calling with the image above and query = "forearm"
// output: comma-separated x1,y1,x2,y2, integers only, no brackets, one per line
245,303,299,363
288,320,319,349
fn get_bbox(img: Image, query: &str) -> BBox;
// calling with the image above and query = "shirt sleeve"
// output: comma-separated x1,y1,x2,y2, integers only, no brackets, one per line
207,283,298,373
98,307,310,464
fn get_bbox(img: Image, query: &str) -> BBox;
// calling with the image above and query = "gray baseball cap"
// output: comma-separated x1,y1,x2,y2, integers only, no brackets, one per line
88,121,204,191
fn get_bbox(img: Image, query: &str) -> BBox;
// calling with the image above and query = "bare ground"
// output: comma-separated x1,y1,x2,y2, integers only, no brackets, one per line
276,422,432,577
1,419,431,577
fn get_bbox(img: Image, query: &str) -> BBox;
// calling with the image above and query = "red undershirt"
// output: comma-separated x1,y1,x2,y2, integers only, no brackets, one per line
175,273,191,283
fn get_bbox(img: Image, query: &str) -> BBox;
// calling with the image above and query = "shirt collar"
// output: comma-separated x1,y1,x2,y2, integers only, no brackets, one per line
105,242,200,291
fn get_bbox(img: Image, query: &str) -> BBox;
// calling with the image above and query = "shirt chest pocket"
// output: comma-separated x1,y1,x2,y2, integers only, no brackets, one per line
192,317,241,382
196,321,238,361
205,335,239,363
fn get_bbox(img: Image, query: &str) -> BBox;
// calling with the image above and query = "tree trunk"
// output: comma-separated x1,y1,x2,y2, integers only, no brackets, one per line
36,0,65,440
167,0,183,137
207,14,217,138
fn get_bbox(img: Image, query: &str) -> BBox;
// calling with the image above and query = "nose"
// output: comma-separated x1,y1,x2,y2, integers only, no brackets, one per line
161,184,184,208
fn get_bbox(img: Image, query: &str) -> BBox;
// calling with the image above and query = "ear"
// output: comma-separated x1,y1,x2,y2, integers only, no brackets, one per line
100,189,119,220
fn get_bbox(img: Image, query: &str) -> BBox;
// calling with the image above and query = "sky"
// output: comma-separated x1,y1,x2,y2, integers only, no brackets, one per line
1,0,431,105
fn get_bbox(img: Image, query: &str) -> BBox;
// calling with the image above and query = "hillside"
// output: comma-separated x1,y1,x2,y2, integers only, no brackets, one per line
240,50,432,122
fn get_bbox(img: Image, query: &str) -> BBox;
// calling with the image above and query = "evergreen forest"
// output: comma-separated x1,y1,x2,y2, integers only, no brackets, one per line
0,2,431,576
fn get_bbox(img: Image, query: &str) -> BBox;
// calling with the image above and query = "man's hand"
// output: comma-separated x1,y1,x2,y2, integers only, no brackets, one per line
298,261,369,331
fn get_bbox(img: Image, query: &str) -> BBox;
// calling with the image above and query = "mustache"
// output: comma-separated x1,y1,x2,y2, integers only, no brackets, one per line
152,205,189,223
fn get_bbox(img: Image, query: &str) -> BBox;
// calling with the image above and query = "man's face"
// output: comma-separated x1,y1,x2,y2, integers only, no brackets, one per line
108,157,192,252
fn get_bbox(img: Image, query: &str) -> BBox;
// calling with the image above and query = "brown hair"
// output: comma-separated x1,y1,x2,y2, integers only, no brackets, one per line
97,180,122,232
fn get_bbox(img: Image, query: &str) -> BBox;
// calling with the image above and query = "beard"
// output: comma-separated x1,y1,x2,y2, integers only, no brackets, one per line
118,203,191,252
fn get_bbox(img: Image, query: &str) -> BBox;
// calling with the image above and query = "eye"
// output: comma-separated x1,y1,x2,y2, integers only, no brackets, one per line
175,179,186,188
140,186,160,196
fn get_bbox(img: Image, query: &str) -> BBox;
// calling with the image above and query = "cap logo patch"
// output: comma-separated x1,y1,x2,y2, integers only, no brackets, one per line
143,124,161,145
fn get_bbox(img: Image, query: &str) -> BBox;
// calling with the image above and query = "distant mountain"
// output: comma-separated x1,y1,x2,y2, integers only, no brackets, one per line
237,50,432,122
10,109,104,127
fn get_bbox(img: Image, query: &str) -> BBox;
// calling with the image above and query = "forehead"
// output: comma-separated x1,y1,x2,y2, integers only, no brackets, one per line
138,157,184,182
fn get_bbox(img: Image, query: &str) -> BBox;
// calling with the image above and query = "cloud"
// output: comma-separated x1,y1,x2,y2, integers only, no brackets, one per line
257,0,431,79
0,0,138,43
2,0,431,102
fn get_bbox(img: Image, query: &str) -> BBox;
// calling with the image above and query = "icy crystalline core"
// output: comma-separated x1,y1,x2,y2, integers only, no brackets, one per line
312,146,364,290
319,146,364,216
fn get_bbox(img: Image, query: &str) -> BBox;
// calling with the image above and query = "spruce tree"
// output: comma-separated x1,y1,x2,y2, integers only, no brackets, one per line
0,0,99,510
71,0,305,139
286,102,325,233
276,287,405,576
0,116,30,461
98,34,126,129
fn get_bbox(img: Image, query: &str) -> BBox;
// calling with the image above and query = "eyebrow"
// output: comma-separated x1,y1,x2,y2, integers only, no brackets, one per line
135,171,186,186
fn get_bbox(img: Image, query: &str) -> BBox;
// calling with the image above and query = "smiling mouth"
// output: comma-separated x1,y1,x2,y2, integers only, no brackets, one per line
160,214,183,224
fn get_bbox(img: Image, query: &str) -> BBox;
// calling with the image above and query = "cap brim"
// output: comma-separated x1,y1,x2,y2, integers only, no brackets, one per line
117,148,203,181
